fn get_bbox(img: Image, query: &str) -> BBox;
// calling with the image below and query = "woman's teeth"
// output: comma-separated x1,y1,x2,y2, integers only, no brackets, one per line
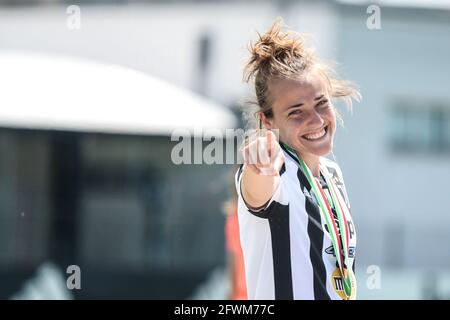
303,127,327,141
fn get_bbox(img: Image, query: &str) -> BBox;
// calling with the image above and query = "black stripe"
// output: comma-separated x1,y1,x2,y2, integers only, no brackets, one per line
279,163,286,176
297,167,331,300
245,199,276,218
237,161,286,179
236,163,244,181
268,203,294,300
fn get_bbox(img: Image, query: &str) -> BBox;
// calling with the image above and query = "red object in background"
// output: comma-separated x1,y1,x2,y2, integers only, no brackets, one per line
225,212,247,300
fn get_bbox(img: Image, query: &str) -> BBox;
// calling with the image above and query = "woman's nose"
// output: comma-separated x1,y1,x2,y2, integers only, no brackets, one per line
306,111,325,127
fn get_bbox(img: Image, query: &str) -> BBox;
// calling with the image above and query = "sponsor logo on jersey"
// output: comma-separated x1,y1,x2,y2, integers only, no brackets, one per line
325,245,356,258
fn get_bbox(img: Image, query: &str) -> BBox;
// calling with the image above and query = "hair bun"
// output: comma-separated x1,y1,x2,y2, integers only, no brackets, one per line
244,17,311,82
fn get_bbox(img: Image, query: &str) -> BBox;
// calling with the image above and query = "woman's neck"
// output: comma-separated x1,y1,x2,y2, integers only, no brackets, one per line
280,142,321,177
299,152,321,178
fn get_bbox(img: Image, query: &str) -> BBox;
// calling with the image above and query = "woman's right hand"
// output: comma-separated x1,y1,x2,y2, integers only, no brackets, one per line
240,130,285,209
242,129,285,176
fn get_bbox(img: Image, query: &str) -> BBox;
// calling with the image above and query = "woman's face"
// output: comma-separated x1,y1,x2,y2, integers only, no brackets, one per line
261,71,336,159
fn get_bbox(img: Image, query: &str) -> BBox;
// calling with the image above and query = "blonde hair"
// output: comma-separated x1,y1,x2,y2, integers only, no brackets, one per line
243,17,361,128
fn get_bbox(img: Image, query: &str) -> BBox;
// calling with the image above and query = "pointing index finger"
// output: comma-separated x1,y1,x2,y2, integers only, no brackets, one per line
266,129,273,158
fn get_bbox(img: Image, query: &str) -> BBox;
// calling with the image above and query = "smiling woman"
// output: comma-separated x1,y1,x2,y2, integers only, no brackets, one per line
236,18,361,300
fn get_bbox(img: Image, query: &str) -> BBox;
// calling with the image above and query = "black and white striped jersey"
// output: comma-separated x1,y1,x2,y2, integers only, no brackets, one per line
235,145,357,300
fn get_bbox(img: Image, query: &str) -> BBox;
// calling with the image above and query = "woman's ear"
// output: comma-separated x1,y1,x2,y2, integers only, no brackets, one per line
259,112,273,130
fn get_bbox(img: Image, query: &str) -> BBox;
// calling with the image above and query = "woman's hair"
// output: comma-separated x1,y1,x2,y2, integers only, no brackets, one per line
242,17,361,128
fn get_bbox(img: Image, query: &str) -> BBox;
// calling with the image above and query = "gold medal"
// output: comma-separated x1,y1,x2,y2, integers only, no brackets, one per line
331,268,357,300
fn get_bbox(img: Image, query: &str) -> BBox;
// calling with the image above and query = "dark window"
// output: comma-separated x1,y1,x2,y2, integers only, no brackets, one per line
388,102,450,154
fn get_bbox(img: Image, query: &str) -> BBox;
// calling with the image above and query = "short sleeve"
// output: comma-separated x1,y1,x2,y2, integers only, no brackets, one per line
234,164,285,218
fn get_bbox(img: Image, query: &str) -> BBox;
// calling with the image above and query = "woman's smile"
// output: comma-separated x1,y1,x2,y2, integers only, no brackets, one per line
302,125,329,141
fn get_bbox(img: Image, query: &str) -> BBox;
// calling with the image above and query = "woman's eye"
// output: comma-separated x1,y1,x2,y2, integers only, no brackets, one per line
318,100,329,107
288,110,302,116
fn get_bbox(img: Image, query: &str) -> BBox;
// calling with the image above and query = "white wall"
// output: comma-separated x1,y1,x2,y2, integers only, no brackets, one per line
335,5,450,269
0,2,338,106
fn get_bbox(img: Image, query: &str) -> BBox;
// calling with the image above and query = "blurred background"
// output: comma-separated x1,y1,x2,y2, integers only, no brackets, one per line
0,0,449,299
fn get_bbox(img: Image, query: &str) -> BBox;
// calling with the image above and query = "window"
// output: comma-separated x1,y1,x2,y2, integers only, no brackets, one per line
388,101,450,154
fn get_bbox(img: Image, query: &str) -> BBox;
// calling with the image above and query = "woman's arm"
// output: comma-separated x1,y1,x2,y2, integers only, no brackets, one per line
241,130,285,209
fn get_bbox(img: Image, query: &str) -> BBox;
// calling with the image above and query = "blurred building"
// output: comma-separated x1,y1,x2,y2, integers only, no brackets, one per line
0,0,449,299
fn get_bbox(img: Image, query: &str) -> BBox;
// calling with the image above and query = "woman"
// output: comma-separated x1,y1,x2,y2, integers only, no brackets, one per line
235,18,360,300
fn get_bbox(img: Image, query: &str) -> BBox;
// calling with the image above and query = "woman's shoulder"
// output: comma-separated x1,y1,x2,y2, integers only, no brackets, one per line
320,156,339,168
320,156,352,210
320,156,345,182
